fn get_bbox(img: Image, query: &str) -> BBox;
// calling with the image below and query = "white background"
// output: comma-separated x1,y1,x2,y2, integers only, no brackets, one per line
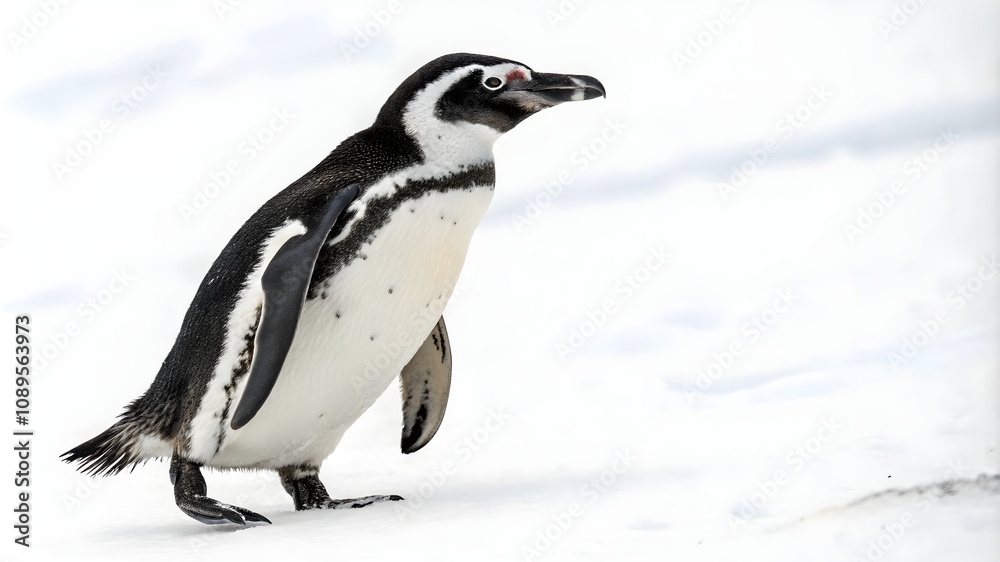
1,1,997,560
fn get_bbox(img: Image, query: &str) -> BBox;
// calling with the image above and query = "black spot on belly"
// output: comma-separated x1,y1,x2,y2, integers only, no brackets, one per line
370,335,375,342
335,311,342,318
388,287,394,294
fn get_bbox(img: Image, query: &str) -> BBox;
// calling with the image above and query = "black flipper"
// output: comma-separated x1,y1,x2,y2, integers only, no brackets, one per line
399,317,453,454
230,185,360,430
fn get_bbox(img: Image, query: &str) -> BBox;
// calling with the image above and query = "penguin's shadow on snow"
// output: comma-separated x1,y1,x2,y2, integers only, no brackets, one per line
93,518,269,547
92,504,394,546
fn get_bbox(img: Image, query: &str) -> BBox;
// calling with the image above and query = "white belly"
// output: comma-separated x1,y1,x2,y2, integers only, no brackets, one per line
199,185,492,468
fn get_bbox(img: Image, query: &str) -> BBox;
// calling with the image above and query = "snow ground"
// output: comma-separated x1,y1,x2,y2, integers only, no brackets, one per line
1,1,998,560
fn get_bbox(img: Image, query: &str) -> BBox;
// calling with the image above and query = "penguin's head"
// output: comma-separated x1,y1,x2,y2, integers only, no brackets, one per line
375,53,605,165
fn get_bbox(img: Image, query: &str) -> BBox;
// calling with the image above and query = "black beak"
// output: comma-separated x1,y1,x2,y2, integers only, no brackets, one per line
507,72,606,106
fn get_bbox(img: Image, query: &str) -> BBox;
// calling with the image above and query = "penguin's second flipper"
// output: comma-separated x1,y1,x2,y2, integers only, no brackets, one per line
399,316,453,454
230,185,360,430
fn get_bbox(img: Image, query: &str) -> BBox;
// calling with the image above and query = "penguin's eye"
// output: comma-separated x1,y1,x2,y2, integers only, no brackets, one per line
483,76,503,90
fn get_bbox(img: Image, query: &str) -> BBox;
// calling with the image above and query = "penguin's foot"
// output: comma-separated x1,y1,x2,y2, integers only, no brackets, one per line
321,494,405,510
171,456,271,525
278,466,403,511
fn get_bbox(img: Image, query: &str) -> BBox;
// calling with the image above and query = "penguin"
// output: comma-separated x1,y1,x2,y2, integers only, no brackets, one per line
62,52,605,525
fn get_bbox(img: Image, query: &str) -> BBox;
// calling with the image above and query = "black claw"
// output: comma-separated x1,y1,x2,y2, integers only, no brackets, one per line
239,509,272,524
388,495,404,501
221,509,246,526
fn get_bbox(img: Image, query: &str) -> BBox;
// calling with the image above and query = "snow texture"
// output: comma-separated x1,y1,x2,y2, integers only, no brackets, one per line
1,1,997,561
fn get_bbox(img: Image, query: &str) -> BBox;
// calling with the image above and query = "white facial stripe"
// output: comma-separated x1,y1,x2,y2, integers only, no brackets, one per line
402,65,498,166
330,62,522,249
401,62,530,169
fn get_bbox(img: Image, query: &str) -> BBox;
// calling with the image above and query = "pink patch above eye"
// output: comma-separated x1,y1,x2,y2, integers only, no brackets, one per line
505,69,526,81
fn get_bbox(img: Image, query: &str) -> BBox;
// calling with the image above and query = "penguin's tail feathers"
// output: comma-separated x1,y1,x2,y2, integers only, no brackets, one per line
61,403,164,477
